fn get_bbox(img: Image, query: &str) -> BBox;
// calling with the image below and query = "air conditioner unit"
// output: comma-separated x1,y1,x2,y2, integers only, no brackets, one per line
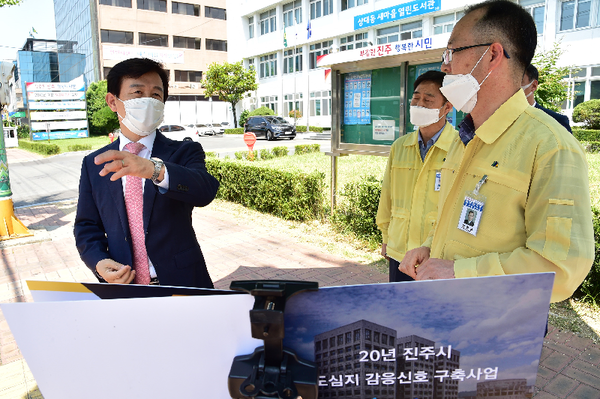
190,83,198,89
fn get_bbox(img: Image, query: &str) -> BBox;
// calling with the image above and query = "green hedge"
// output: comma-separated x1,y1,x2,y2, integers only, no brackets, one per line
206,158,324,221
225,128,244,134
18,139,60,155
67,144,92,152
573,128,600,141
272,146,289,157
294,125,325,133
576,207,600,303
295,144,321,155
585,141,600,153
331,175,383,245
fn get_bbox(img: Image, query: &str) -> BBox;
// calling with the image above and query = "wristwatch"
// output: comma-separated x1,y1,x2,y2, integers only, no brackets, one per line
149,157,164,184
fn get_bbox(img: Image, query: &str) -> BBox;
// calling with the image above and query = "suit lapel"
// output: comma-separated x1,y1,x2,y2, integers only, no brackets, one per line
104,139,131,238
143,132,176,229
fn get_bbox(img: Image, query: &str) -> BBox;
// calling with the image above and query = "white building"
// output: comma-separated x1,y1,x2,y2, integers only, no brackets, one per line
227,0,600,128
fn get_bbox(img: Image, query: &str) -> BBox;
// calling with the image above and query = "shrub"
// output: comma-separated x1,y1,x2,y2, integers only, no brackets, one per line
289,109,302,119
17,124,30,139
68,144,92,152
576,207,600,303
295,144,321,155
308,126,324,133
573,99,600,129
295,125,307,133
331,175,383,245
573,128,600,142
235,150,258,161
585,141,600,153
249,106,275,117
18,139,60,155
225,128,244,134
272,146,289,157
260,148,275,160
205,151,218,158
206,158,325,221
239,109,250,128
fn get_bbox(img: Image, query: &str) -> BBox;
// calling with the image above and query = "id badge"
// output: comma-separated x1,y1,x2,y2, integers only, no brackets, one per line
457,175,487,237
434,170,441,191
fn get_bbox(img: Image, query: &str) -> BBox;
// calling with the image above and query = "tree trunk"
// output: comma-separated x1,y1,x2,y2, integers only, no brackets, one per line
231,101,238,127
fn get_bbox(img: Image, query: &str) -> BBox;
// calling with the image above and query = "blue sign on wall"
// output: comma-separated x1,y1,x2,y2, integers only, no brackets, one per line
354,0,441,30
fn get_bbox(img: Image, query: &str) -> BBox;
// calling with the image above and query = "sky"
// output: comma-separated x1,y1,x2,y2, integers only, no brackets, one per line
0,0,56,61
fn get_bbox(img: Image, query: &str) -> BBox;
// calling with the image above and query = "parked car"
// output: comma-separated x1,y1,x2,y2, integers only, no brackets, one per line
220,121,231,128
207,123,225,135
244,116,296,141
188,123,215,136
158,124,199,142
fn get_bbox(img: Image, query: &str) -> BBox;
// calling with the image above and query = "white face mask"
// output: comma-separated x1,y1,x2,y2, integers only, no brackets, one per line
410,102,448,127
439,46,493,114
117,97,164,136
521,80,535,98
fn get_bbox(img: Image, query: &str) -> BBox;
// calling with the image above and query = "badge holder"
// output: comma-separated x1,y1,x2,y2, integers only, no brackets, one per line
457,174,488,236
228,280,319,399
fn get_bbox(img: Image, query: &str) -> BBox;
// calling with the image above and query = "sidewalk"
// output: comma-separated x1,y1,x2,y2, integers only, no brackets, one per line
0,200,598,398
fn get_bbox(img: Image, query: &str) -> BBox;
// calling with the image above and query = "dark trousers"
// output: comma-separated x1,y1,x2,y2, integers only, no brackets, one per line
389,258,415,283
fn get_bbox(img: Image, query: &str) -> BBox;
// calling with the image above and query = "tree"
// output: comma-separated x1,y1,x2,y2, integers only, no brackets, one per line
86,80,119,135
0,0,22,7
573,99,600,129
532,42,573,112
202,61,258,128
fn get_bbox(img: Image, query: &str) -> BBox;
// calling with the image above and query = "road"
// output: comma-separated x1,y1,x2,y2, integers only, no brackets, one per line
7,133,331,208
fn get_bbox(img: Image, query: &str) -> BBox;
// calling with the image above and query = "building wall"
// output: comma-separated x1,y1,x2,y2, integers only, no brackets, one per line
227,0,600,128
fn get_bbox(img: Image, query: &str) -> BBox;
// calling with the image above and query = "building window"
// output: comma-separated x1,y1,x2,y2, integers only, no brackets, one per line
206,6,226,20
560,0,591,31
340,32,369,51
519,0,544,34
139,32,168,47
285,93,303,116
309,40,333,69
259,53,277,78
206,39,227,51
310,0,333,19
173,36,201,49
260,9,277,35
342,0,368,11
284,48,303,74
260,95,278,114
137,0,166,12
101,29,133,44
310,91,331,116
376,26,398,44
283,0,302,27
172,2,199,16
174,70,202,82
563,66,600,110
433,11,464,35
99,0,131,7
247,58,255,70
400,20,422,40
248,16,255,39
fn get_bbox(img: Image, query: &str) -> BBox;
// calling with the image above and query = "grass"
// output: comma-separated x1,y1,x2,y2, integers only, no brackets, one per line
588,153,600,209
19,135,112,155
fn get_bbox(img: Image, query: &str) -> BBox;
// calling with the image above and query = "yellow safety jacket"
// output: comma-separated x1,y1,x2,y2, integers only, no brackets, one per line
425,91,594,303
376,122,457,263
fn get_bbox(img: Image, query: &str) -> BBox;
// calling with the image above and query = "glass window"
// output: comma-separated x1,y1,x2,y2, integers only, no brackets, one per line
377,26,399,44
137,0,166,12
206,6,226,20
340,32,369,51
248,17,254,39
101,29,133,44
433,11,464,35
99,0,131,7
311,90,331,116
173,36,201,49
592,66,600,76
400,21,422,40
283,48,303,74
174,70,202,82
284,93,303,116
560,0,591,31
283,1,302,27
260,95,278,113
574,81,586,108
205,39,227,51
342,0,368,11
259,53,277,78
591,80,600,99
172,2,199,16
139,32,168,47
310,0,333,19
260,9,277,35
354,330,360,342
309,40,333,69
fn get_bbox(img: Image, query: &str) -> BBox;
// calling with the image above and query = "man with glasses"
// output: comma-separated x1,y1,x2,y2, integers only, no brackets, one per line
400,0,593,304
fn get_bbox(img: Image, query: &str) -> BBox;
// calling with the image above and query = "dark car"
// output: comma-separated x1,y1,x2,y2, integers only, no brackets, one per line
244,116,296,141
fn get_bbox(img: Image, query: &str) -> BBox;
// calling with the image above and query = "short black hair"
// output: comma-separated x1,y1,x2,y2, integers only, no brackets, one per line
106,58,169,102
524,64,539,82
465,0,537,75
414,70,446,91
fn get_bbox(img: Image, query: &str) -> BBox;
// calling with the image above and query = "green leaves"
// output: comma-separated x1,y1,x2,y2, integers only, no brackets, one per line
573,100,600,130
86,80,119,135
533,42,572,112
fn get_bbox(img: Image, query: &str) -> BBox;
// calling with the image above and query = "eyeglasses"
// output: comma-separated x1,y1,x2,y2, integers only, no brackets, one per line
441,43,510,65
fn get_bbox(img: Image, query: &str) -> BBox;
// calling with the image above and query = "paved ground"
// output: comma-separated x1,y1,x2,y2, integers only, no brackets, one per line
0,148,598,398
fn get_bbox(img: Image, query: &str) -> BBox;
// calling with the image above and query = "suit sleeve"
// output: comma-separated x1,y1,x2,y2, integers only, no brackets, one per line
74,157,111,272
159,141,219,207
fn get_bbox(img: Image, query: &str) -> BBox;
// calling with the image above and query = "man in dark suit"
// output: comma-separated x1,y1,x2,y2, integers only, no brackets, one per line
75,58,219,288
522,64,572,133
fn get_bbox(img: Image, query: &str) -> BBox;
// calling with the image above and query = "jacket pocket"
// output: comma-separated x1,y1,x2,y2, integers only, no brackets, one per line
542,217,572,261
388,208,410,255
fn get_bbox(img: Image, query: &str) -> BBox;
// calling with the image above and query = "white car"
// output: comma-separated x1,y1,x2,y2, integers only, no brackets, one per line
188,123,216,136
158,124,199,142
207,123,225,134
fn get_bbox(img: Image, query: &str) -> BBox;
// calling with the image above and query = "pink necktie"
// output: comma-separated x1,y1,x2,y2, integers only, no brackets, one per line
124,142,151,285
